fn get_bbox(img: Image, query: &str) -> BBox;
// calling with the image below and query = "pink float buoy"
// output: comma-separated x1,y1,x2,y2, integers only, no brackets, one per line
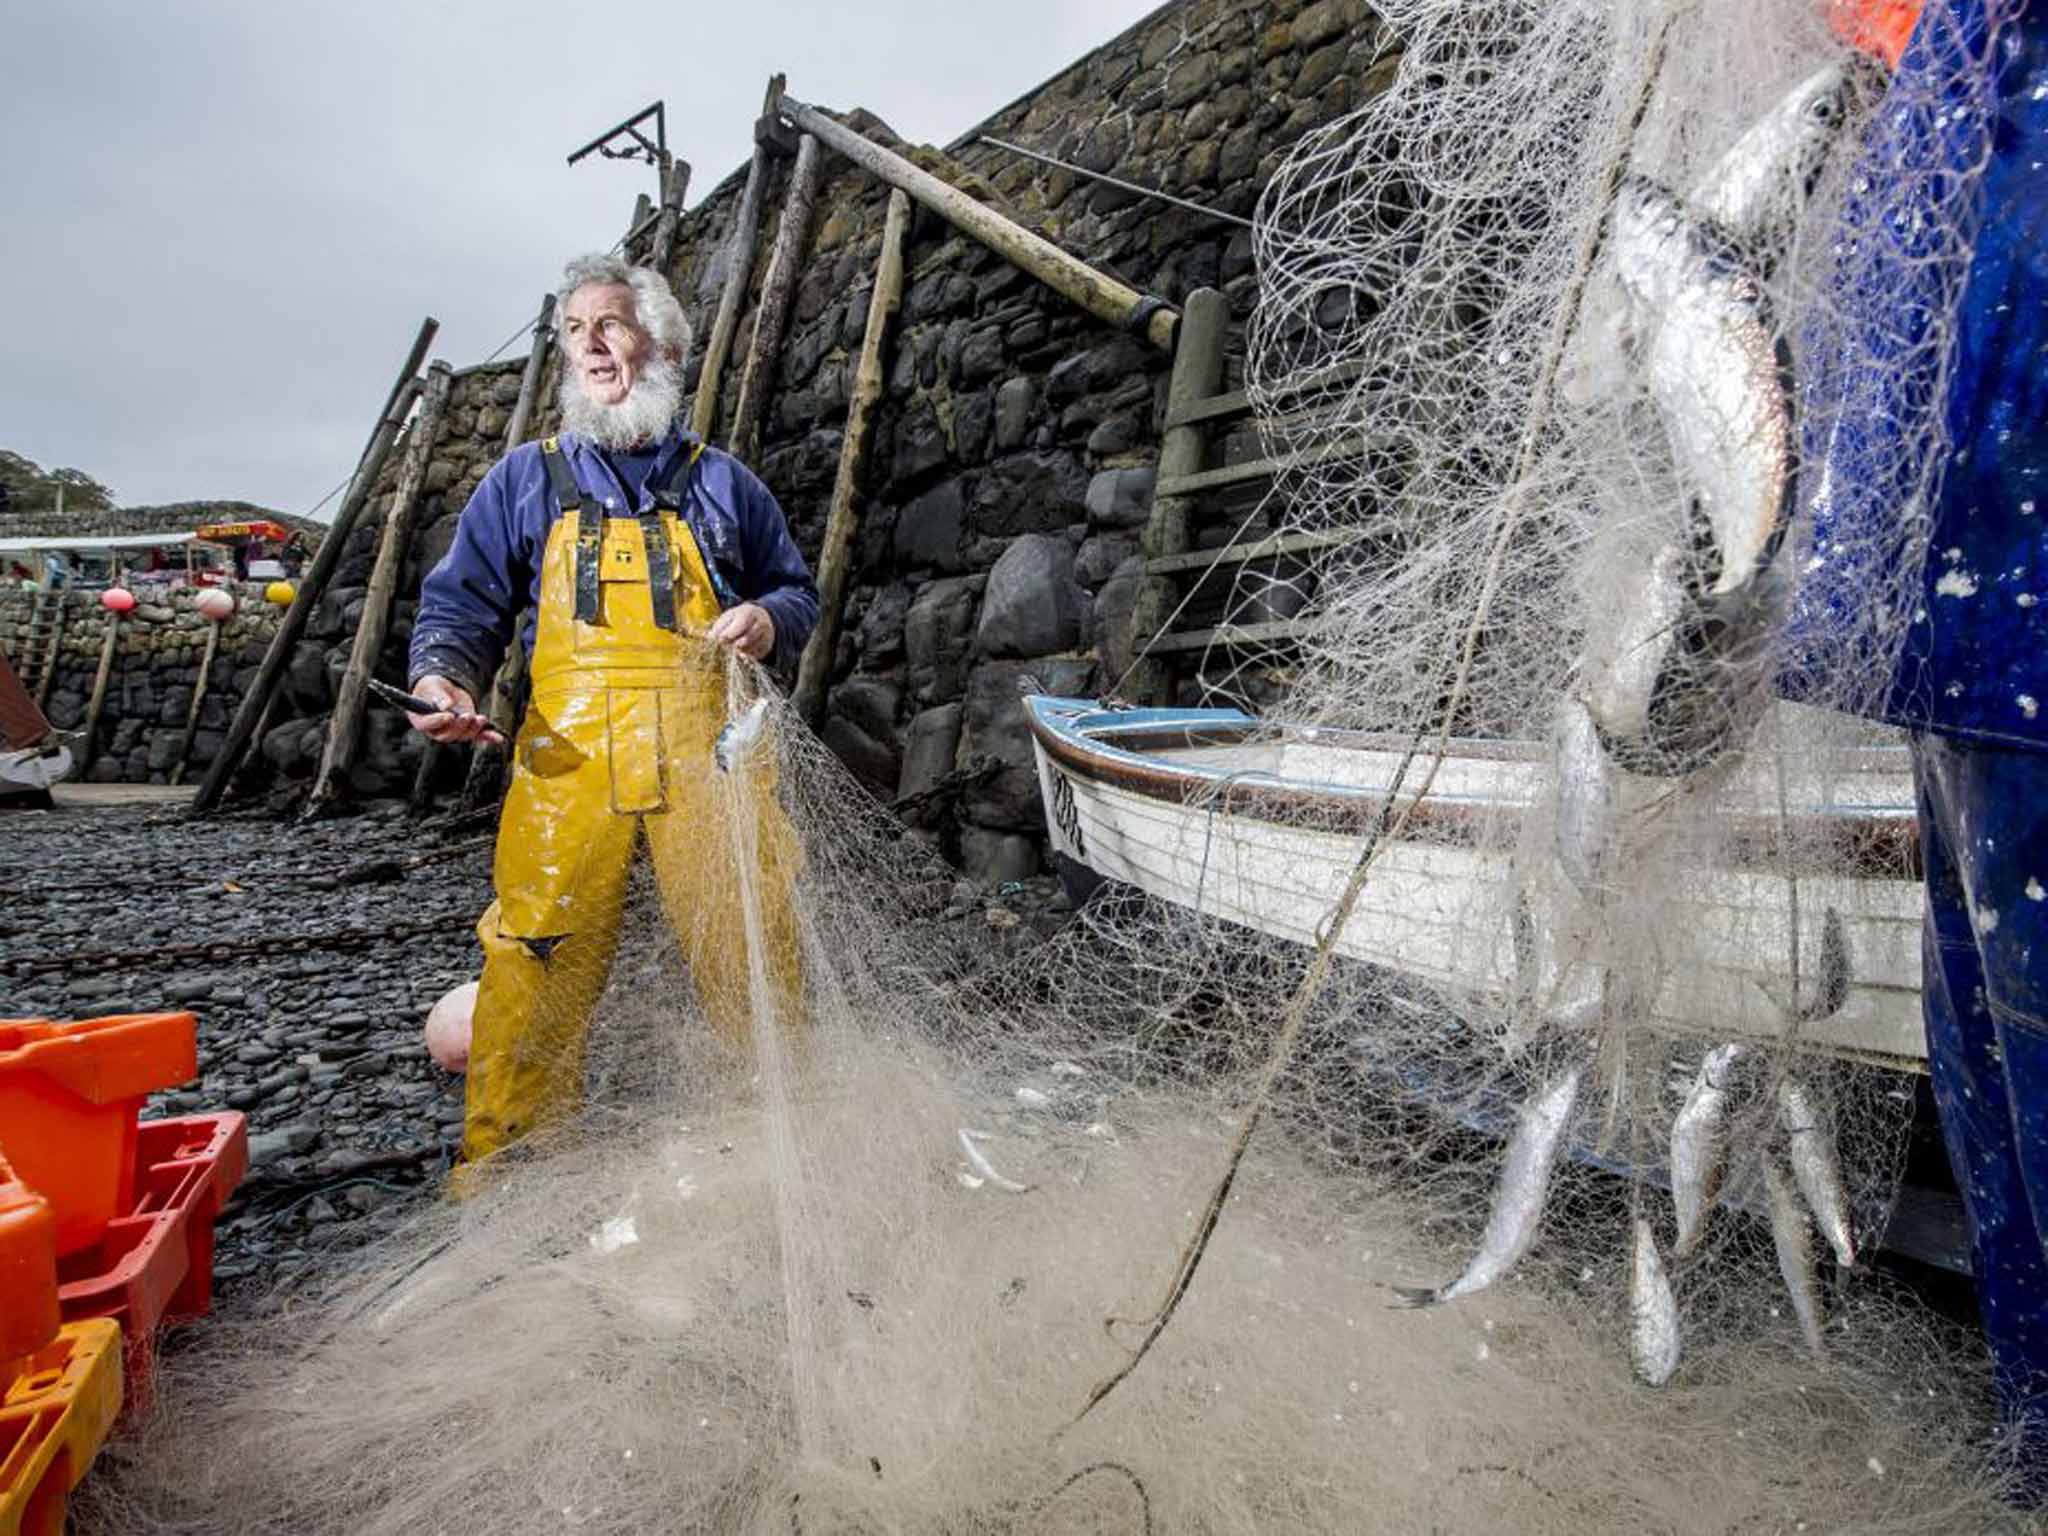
425,980,478,1074
100,587,136,613
193,588,235,621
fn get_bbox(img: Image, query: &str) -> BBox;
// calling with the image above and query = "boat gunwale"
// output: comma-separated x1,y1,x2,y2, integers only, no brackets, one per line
1023,696,1921,879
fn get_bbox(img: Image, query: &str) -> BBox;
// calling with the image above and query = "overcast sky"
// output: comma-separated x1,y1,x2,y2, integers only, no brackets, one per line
0,0,1168,519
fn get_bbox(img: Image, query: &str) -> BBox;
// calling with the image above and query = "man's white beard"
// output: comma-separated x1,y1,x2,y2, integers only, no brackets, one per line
561,354,685,450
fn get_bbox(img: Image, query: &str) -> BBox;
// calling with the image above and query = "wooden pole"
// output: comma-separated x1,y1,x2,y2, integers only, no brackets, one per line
366,317,440,466
794,189,911,727
625,192,655,258
74,610,120,776
728,132,820,461
781,96,1180,354
690,74,786,441
648,154,692,278
457,648,526,814
168,617,221,786
437,297,558,812
189,368,427,815
1128,286,1229,706
503,292,556,452
407,709,443,815
311,362,453,807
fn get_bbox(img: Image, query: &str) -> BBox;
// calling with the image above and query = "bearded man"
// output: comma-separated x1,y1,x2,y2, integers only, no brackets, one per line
407,252,818,1172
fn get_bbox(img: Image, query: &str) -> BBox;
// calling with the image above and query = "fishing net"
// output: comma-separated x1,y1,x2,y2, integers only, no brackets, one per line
83,1,2033,1529
88,691,2010,1532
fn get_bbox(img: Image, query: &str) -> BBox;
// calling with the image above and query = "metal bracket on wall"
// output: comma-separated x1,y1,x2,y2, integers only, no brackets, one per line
567,101,667,168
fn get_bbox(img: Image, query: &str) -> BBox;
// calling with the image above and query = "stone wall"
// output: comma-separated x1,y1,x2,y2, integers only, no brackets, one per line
0,585,287,784
178,0,1397,840
662,0,1391,879
248,359,563,793
0,499,317,547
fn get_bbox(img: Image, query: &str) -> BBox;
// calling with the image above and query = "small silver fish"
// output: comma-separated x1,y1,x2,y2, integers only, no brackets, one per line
1584,541,1691,748
1773,907,1852,1026
1611,177,1794,601
1554,700,1614,895
1670,1042,1746,1258
713,698,771,774
1394,1064,1583,1308
1692,63,1863,261
1584,178,1792,777
1762,1152,1827,1354
957,1128,1031,1195
1630,1217,1683,1386
1779,1078,1856,1268
1567,64,1860,403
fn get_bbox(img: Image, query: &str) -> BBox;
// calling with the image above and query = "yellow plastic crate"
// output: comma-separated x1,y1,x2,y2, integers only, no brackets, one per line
0,1319,122,1536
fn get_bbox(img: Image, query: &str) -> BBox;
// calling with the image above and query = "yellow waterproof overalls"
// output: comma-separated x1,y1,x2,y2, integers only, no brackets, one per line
462,439,802,1167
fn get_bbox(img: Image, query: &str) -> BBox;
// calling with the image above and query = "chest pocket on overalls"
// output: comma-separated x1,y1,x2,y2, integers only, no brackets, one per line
588,519,670,634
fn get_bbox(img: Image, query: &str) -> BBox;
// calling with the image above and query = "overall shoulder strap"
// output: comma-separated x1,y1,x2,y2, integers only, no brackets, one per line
648,439,707,510
543,439,603,625
539,438,584,510
641,440,710,631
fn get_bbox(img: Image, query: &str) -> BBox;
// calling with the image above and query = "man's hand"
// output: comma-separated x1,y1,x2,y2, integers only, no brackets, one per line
406,674,504,746
706,602,776,662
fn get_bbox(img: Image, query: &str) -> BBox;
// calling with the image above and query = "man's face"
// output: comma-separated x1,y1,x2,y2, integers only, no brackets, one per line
561,283,654,408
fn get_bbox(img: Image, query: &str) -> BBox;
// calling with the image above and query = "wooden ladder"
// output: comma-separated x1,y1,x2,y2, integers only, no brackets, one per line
17,591,66,707
1123,287,1372,708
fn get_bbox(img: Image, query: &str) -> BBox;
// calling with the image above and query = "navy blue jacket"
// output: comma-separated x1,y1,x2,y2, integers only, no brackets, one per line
1786,0,2048,747
408,428,819,697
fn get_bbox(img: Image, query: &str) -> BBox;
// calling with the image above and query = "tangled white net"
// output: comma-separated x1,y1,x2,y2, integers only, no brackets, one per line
82,1,2033,1530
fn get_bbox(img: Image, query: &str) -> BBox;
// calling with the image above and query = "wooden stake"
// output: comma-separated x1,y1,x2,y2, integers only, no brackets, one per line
690,74,786,441
365,316,441,466
189,346,430,816
168,618,221,786
728,132,820,461
429,296,558,812
781,96,1179,354
626,192,655,257
793,189,911,727
311,362,454,807
649,154,692,278
505,292,556,449
458,644,527,813
75,611,120,776
1127,287,1229,705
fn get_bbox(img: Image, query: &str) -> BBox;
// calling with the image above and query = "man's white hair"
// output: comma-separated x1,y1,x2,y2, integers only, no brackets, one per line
555,253,693,361
555,254,694,450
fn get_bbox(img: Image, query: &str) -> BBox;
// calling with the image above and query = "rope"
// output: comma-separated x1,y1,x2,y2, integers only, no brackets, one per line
977,133,1254,229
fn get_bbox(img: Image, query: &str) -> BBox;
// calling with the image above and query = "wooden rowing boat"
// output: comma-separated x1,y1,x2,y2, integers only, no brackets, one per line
1026,695,1925,1070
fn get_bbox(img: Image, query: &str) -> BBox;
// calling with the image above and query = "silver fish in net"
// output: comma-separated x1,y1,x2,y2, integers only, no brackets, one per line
714,698,771,775
1393,1063,1584,1308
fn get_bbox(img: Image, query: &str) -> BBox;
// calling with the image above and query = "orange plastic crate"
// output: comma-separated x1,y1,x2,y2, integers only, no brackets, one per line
0,1015,197,1258
0,1319,122,1536
56,1112,247,1418
0,1155,59,1390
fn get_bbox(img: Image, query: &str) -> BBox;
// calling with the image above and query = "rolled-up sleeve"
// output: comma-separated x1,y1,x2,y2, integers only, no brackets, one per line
408,460,527,699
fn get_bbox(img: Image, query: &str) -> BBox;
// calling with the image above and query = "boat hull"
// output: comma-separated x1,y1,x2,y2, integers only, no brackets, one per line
1026,697,1925,1069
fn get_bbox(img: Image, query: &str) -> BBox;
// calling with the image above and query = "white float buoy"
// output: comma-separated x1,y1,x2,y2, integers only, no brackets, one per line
425,980,479,1074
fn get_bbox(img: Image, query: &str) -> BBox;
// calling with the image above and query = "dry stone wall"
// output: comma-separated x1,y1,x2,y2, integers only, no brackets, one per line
139,0,1396,851
0,585,286,784
249,360,561,791
665,0,1392,879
